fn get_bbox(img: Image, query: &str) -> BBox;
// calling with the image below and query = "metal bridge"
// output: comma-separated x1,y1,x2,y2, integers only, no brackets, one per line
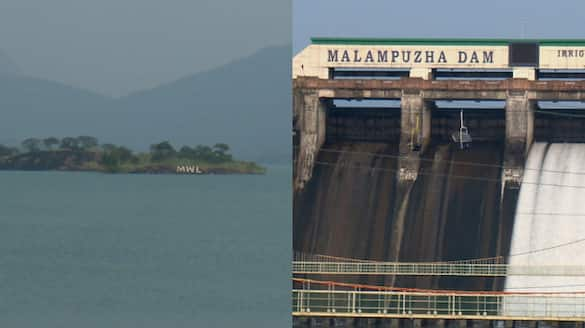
292,261,585,277
293,288,585,322
292,254,585,323
292,253,585,277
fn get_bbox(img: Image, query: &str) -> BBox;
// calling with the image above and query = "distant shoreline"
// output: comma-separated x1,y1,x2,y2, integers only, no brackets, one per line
0,167,266,175
0,151,265,175
0,138,266,175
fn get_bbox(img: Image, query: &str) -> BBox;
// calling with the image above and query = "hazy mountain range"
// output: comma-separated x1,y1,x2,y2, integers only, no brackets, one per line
0,45,291,163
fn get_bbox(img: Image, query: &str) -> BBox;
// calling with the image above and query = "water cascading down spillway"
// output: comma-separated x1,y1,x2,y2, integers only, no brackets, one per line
294,140,516,290
294,100,520,291
504,143,585,316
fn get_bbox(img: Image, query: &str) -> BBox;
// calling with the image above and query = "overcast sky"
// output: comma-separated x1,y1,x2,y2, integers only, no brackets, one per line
294,0,585,54
0,0,289,97
4,0,583,97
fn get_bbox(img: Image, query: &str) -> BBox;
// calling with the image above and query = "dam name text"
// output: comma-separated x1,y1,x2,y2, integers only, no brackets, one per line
326,49,495,64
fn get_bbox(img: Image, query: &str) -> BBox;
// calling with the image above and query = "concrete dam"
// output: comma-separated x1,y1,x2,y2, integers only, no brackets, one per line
293,38,585,326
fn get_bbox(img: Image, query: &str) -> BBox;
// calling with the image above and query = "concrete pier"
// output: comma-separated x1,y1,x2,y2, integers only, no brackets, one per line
398,91,432,182
294,89,328,190
504,91,536,188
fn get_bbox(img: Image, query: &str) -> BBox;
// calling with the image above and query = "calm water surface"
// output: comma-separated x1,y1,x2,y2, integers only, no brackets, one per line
0,166,291,327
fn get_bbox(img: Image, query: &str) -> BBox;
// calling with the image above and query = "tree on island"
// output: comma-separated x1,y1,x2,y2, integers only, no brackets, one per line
22,138,41,153
60,137,79,150
213,143,229,154
150,141,176,161
0,144,19,158
176,143,234,163
43,137,60,150
102,145,137,169
178,146,193,158
112,146,135,163
194,145,214,161
213,143,232,162
101,143,117,152
77,136,98,150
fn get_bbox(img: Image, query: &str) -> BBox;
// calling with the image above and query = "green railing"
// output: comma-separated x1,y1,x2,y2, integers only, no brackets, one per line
293,289,585,321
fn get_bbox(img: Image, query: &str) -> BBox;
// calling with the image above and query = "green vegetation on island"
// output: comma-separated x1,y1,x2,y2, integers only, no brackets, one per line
0,136,265,174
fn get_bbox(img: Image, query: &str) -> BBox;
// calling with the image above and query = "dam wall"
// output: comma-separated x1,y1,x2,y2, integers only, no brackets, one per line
293,78,585,292
293,141,518,291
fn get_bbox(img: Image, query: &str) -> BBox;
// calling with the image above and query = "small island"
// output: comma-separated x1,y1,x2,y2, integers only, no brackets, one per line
0,136,266,175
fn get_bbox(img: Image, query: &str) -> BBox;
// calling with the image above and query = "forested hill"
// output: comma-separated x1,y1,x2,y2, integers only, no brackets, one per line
116,45,291,163
0,46,291,163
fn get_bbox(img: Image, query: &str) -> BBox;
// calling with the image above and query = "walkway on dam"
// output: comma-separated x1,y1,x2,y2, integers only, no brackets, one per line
293,253,585,277
293,288,585,322
292,279,585,322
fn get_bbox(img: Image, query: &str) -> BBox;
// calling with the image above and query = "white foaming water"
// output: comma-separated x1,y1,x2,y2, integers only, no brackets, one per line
504,143,585,316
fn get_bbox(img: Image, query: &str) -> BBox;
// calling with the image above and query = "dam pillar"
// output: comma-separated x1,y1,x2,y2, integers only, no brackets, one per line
399,90,432,182
294,89,329,190
504,91,535,187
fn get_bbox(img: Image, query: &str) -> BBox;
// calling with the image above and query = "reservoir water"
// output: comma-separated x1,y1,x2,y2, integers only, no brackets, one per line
0,166,291,327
